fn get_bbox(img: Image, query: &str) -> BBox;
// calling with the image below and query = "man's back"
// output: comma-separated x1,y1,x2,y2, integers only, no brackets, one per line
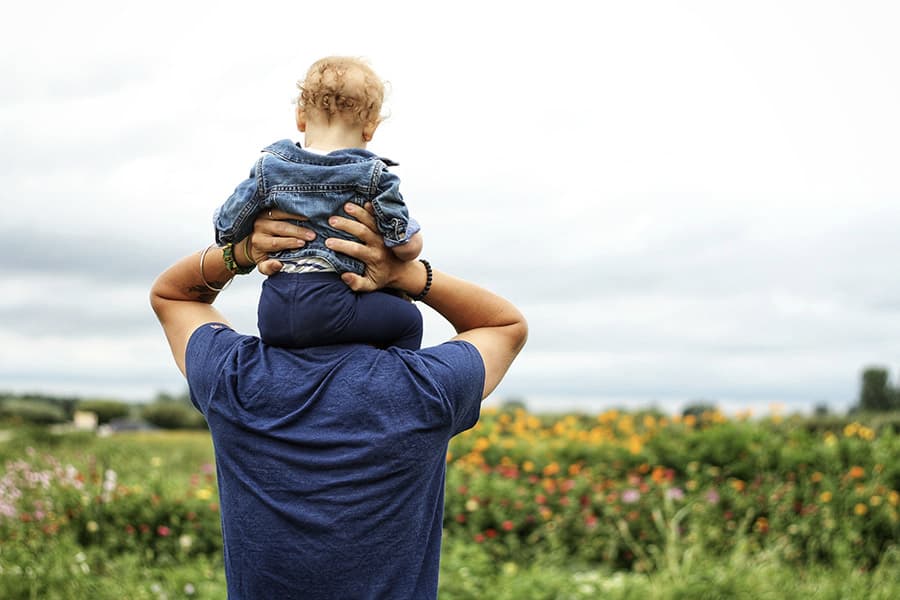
185,323,484,599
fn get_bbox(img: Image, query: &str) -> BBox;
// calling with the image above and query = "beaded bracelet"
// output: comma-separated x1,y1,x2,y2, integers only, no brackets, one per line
410,259,432,301
222,242,255,275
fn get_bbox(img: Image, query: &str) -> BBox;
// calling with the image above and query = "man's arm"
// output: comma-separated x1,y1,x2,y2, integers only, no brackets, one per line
326,204,527,399
149,212,314,376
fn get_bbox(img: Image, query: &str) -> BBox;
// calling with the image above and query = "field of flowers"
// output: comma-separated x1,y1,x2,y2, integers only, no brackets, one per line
1,408,899,599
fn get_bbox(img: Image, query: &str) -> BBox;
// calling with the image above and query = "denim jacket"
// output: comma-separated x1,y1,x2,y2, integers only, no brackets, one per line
214,140,419,275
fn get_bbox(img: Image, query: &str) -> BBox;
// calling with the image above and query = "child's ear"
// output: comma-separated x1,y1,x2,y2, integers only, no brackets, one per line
362,119,380,142
295,107,307,132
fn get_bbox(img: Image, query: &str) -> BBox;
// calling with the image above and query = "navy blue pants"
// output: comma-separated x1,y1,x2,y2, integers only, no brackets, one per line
258,272,423,350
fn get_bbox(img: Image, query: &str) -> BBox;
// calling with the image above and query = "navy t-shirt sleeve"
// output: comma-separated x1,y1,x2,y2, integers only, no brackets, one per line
185,322,243,415
415,340,485,436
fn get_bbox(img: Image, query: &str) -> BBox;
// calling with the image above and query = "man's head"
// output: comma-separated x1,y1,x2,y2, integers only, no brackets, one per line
296,56,385,143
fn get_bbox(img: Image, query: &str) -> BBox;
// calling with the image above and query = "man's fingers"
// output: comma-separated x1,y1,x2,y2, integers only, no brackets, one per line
341,272,376,293
257,259,283,276
345,202,378,230
326,235,376,262
267,209,308,222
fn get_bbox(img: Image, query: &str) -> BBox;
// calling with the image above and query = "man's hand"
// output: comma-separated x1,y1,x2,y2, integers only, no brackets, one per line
248,209,316,275
325,203,407,292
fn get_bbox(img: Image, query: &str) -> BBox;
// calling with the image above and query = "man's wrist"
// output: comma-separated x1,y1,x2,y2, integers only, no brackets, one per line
409,259,432,301
223,241,255,275
392,259,431,300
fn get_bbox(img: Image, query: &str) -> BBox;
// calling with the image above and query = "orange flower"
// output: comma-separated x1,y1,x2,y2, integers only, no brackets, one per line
854,503,868,516
848,466,865,480
810,472,823,483
820,491,833,503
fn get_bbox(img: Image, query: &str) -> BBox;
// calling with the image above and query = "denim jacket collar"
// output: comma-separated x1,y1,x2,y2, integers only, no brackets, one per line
263,139,398,167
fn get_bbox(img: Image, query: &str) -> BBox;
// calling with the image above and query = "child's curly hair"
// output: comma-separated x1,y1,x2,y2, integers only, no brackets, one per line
297,56,384,126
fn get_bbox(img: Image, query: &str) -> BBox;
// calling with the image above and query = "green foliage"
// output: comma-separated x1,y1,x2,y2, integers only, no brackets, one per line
76,399,132,424
859,366,897,412
2,413,900,598
0,399,68,425
141,402,207,430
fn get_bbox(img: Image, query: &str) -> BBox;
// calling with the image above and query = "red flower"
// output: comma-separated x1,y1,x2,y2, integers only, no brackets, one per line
485,528,497,539
474,533,485,543
157,525,171,537
455,514,467,523
502,520,514,531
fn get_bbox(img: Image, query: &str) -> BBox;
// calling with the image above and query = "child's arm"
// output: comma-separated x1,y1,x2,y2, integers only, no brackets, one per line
370,165,420,249
214,155,266,245
391,230,422,262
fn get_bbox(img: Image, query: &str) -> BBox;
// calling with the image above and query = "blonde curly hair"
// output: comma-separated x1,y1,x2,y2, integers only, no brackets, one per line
296,56,384,127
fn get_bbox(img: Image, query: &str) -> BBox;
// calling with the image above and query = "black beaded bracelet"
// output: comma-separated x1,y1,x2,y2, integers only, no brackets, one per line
410,259,432,301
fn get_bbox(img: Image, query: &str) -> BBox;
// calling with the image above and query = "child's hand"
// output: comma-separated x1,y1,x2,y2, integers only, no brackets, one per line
391,231,423,262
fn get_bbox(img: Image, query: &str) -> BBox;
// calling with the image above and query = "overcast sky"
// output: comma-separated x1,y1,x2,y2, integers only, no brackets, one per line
2,1,898,415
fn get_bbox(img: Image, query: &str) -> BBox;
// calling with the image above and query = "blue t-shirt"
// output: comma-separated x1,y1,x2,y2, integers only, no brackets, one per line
185,323,485,599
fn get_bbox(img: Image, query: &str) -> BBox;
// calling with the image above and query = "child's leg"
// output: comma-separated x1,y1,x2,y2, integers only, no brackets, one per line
258,272,422,349
344,288,423,350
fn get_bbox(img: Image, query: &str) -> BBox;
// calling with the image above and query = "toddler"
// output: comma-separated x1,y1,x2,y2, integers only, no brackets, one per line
214,56,424,350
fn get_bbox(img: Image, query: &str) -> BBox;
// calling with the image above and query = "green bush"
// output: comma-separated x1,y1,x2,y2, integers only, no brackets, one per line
77,400,132,424
0,399,67,425
141,402,207,430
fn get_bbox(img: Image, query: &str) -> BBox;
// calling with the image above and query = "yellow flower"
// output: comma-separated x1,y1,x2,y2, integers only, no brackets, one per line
889,491,900,507
196,488,213,501
843,423,859,438
810,472,823,483
854,503,868,516
523,460,534,473
628,435,643,455
870,496,883,507
86,521,99,533
820,491,833,503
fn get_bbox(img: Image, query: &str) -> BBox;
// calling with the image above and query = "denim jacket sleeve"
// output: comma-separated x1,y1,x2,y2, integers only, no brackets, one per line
213,155,266,245
371,164,420,248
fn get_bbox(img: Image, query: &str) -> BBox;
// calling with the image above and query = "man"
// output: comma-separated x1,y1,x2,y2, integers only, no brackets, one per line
150,203,527,598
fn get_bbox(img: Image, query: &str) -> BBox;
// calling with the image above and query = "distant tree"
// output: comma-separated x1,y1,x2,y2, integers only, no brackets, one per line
813,403,830,416
859,367,893,412
682,401,717,418
77,399,132,424
500,397,527,412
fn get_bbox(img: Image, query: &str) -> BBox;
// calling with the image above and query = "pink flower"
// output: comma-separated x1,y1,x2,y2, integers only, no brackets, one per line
666,488,685,501
157,525,171,537
621,489,641,504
